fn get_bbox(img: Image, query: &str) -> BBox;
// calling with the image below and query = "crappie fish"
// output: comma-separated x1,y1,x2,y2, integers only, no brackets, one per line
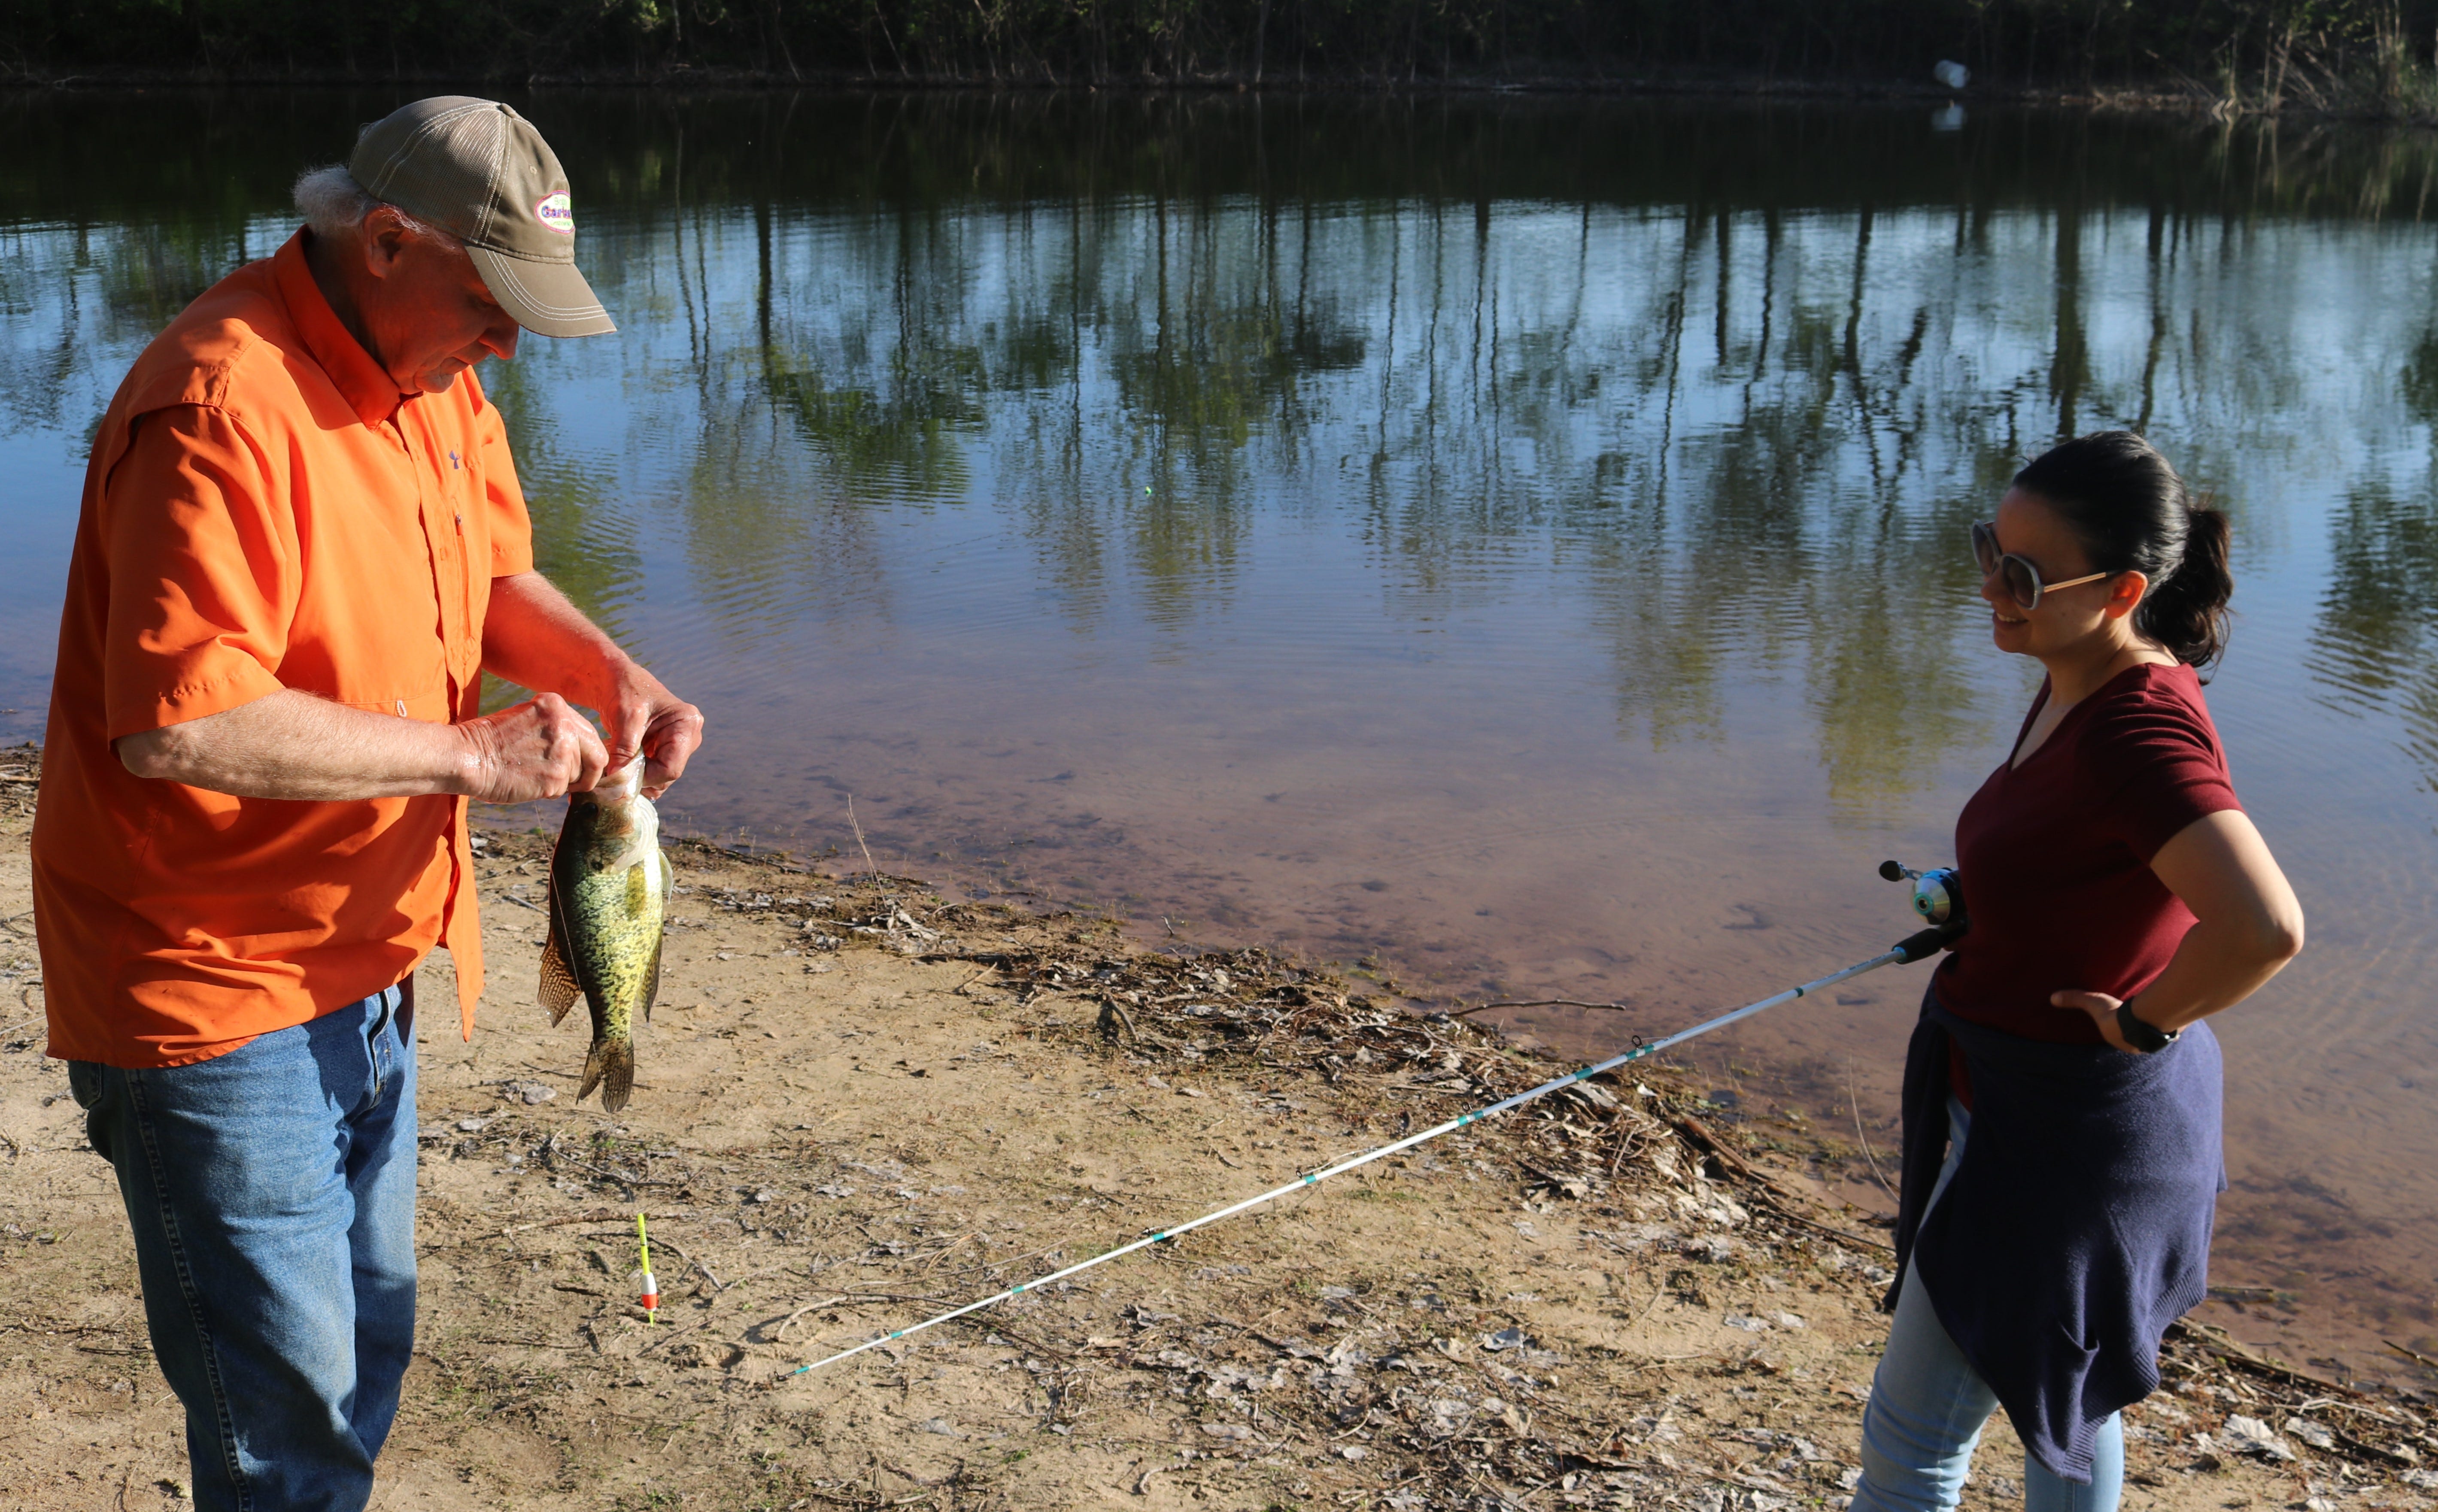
539,762,671,1113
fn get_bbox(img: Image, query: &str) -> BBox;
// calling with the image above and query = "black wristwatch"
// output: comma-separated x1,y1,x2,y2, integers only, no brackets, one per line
2115,1000,2180,1053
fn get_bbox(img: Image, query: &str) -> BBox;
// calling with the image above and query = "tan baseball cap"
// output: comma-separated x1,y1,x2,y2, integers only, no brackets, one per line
347,96,615,339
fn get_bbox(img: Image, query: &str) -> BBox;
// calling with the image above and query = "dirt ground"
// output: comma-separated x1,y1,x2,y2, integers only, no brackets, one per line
1,751,2432,1510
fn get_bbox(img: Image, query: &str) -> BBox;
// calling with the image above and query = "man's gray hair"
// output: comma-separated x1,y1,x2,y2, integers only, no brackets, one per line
292,164,456,245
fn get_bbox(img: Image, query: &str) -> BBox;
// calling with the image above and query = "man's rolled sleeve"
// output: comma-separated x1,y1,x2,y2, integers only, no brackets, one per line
100,405,298,741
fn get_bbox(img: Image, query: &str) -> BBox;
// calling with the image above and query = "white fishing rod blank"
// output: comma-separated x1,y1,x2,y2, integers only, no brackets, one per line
774,890,1963,1384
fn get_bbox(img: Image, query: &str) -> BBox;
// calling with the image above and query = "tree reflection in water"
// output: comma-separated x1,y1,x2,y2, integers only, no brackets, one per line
9,86,2438,1356
6,91,2438,799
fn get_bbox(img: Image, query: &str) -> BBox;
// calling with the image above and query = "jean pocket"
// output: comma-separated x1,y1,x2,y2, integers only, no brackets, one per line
66,1061,114,1162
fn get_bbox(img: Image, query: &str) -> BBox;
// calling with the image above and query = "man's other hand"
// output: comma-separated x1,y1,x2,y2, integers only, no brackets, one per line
602,667,703,800
481,572,705,801
454,692,610,804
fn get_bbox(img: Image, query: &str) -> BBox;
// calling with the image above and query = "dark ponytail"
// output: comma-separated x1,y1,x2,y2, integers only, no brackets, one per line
2012,430,2234,673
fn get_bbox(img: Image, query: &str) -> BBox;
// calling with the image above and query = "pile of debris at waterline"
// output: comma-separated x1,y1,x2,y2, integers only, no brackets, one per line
462,827,2438,1508
0,742,37,819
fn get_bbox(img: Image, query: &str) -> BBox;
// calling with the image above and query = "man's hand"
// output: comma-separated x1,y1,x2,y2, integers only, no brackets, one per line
453,693,611,805
482,572,705,800
600,666,703,800
115,687,618,804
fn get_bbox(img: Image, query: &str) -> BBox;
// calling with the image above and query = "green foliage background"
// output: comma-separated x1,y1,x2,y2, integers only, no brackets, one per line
9,0,2438,101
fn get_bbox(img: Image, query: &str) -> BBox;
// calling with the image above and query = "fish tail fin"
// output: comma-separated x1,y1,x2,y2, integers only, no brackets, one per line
580,1036,635,1114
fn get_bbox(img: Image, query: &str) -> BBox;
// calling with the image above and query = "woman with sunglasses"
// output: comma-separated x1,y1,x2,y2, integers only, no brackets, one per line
1852,430,2304,1512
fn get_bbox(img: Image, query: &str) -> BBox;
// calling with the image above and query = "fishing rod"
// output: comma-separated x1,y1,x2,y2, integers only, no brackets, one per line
773,861,1968,1383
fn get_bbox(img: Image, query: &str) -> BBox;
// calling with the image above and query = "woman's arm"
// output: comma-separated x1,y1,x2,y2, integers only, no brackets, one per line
2052,809,2304,1050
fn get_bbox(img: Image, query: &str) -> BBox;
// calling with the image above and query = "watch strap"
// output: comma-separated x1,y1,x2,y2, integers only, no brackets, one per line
2115,1000,2179,1053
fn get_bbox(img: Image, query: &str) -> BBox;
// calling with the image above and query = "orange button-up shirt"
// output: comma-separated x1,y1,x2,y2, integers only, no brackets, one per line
32,229,531,1068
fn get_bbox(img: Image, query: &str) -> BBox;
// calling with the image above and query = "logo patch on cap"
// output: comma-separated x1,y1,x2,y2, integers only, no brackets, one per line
534,191,575,235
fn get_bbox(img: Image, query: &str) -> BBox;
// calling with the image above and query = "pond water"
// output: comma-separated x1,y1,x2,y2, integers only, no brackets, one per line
4,89,2434,1371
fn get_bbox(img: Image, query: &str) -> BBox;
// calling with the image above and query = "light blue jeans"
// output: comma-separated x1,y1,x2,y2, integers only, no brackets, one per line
69,987,418,1512
1853,1098,2125,1512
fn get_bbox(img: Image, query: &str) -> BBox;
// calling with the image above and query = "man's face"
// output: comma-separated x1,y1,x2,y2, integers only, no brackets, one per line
358,208,522,395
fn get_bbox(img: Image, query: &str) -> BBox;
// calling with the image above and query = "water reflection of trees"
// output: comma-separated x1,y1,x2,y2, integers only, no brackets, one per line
2299,327,2438,794
481,359,645,640
2311,487,2438,791
11,91,2438,803
536,115,2438,810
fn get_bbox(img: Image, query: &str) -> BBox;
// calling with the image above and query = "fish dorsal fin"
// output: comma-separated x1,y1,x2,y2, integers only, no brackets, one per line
538,925,581,1027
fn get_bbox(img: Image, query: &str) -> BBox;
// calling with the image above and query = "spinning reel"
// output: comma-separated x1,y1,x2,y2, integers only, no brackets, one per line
1880,859,1969,959
1881,859,1964,925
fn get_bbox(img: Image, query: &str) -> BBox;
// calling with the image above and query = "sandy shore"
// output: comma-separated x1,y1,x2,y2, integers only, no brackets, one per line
0,756,2426,1509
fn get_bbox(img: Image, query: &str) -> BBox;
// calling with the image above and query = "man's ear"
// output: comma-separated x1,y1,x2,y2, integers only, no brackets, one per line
360,206,419,282
2103,569,2151,621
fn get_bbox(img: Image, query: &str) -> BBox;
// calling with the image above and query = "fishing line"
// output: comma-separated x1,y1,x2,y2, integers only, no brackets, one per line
773,871,1965,1383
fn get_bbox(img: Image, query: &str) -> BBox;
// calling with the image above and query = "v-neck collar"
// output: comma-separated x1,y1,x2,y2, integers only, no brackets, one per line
2006,662,2166,772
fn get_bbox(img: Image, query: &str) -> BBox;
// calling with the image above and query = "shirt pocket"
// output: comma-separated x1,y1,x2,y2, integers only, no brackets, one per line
281,496,452,718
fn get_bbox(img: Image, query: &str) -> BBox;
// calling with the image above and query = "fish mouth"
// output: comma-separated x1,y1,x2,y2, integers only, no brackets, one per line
585,761,645,804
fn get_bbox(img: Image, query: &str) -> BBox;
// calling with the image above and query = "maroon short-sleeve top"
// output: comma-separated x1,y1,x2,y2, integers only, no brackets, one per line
1935,661,2243,1057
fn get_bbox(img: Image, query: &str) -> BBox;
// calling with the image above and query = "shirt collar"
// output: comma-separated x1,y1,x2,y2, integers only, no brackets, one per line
271,229,404,430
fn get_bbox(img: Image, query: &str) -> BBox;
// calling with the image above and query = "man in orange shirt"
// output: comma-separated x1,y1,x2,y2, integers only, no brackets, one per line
31,98,702,1512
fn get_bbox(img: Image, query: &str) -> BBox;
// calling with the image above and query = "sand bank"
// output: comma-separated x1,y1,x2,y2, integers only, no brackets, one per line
0,759,2424,1508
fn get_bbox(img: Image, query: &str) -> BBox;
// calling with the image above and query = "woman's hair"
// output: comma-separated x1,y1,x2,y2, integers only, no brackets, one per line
2012,430,2233,672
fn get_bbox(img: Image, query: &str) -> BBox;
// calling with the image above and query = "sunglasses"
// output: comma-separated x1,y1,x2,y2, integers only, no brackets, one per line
1970,521,2111,612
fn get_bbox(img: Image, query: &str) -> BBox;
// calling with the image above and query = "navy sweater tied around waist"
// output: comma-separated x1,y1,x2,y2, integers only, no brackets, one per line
1888,990,2225,1484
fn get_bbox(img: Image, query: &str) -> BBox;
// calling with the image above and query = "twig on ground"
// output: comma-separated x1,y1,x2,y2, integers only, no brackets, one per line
427,1209,701,1248
1449,998,1633,1017
847,796,878,876
1669,1111,1897,1251
2169,1318,2357,1395
950,964,997,996
2384,1338,2438,1370
1762,1203,1895,1254
909,1233,979,1279
768,1296,854,1339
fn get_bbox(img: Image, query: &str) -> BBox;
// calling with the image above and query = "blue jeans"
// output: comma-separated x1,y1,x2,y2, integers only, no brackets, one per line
1854,1098,2125,1512
69,987,418,1512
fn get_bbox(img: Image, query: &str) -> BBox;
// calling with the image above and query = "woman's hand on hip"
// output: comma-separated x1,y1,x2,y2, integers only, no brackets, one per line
2052,989,2141,1054
2052,812,2306,1048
